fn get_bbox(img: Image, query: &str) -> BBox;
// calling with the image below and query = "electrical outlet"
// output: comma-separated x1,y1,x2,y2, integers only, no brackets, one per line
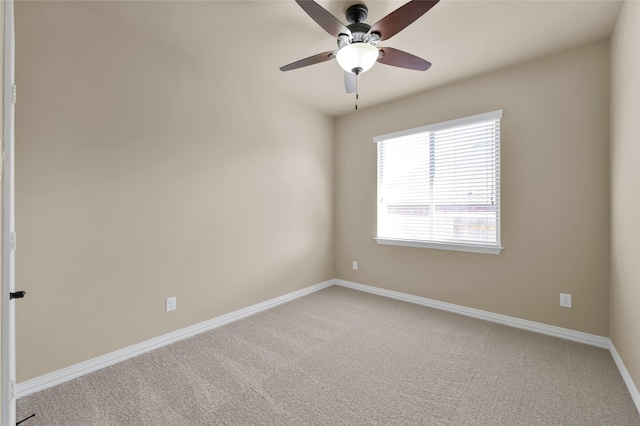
352,261,358,270
166,296,177,312
560,293,572,308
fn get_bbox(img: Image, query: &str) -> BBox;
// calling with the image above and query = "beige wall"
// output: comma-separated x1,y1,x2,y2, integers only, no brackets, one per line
336,41,611,336
15,2,334,381
610,0,640,393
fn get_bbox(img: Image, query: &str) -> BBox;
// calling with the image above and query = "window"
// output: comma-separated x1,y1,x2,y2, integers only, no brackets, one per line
374,110,502,254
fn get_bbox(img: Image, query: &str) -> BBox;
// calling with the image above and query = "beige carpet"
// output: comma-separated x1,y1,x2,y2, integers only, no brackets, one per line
17,285,640,425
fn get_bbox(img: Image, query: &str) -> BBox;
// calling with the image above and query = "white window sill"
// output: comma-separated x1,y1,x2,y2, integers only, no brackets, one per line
375,238,503,255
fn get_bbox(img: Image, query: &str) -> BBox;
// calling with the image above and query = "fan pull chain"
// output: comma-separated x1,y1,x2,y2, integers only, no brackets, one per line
355,74,359,110
350,67,362,111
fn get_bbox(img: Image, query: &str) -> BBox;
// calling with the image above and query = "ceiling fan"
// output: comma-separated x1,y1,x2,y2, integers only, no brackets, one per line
280,0,440,99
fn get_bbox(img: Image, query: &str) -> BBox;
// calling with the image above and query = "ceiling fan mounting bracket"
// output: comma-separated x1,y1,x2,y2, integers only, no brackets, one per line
345,4,368,24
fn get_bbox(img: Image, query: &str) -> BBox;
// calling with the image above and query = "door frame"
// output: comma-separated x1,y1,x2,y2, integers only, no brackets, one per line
2,0,16,424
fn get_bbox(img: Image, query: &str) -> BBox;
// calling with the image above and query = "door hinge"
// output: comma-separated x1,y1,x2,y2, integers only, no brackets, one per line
9,380,16,399
11,84,16,104
10,232,16,251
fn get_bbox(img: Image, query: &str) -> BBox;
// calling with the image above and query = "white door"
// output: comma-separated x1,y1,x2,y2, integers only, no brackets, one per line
2,0,16,424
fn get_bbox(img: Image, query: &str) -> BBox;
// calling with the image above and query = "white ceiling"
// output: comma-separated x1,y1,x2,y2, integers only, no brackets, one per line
75,0,623,117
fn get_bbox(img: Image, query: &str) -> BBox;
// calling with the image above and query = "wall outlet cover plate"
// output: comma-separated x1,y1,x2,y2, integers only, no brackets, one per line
166,297,177,312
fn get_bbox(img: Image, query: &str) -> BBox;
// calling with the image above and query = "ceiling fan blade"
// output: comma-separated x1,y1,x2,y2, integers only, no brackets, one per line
295,0,352,38
344,72,356,93
280,51,336,72
368,0,439,42
377,47,431,71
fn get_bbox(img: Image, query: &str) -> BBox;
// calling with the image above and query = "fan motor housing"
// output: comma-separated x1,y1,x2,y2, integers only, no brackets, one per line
338,5,378,48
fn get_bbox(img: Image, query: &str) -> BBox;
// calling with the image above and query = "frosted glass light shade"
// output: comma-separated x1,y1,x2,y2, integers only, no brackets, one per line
336,43,379,74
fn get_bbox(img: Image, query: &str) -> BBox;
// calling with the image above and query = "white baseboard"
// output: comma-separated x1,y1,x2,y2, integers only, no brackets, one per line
334,279,610,348
15,279,334,399
609,341,640,414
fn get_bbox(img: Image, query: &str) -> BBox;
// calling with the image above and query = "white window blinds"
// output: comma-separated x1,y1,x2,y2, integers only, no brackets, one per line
374,110,502,254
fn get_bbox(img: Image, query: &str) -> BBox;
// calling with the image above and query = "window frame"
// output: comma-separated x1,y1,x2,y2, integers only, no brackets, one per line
373,110,503,255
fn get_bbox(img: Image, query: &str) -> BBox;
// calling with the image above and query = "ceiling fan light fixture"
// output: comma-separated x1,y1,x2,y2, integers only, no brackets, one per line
336,42,379,74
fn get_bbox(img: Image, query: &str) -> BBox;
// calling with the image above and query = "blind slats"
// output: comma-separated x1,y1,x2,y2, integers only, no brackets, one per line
375,111,501,248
